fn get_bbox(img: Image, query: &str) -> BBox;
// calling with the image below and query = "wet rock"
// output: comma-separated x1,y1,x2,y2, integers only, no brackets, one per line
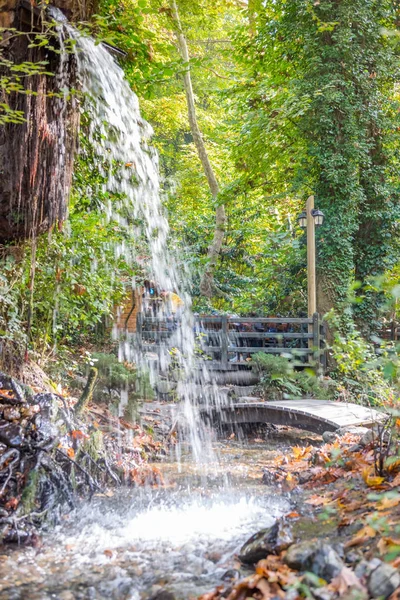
3,407,21,421
147,589,176,600
34,393,59,419
367,562,400,599
360,429,374,447
345,550,362,565
221,568,240,582
156,380,177,395
284,540,344,582
262,468,279,485
322,431,337,444
239,519,293,564
336,426,370,437
0,420,23,447
0,372,24,403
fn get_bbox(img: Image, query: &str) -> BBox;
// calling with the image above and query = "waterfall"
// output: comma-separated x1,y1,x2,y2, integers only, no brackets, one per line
53,14,225,466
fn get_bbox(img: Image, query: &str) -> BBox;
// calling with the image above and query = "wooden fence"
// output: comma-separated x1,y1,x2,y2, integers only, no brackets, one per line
136,313,327,372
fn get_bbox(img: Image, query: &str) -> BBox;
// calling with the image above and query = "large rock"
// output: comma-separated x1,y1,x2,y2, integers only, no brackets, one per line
284,540,344,582
156,380,177,395
239,519,293,564
368,562,400,599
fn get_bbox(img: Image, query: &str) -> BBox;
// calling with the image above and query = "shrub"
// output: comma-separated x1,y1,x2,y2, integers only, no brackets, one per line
251,353,334,400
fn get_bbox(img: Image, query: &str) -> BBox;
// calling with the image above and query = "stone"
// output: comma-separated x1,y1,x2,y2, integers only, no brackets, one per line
147,590,176,600
156,380,177,395
0,421,23,447
284,540,344,582
3,407,20,421
367,562,400,599
345,550,362,565
57,593,75,600
337,426,370,437
239,519,293,564
221,569,240,581
360,429,374,447
322,431,337,444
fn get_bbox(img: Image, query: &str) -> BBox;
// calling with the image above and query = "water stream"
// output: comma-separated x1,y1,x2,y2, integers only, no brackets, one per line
0,443,289,600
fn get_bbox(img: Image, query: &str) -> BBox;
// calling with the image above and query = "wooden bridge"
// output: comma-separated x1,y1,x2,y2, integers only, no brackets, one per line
136,313,327,372
200,399,386,434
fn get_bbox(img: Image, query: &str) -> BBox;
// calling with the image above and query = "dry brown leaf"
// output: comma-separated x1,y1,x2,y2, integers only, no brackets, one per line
345,525,376,548
389,472,400,488
378,496,400,510
329,566,365,594
305,494,331,506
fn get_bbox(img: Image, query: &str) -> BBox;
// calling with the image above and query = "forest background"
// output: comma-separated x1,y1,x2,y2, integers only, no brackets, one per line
0,0,399,403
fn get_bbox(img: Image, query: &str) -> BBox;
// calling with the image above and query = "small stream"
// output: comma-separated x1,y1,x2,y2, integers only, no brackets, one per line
0,442,292,600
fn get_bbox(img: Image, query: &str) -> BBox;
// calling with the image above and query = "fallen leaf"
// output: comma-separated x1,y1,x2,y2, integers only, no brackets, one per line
378,496,400,510
329,566,365,594
70,429,89,441
305,494,331,506
362,467,385,488
389,472,400,488
345,525,376,548
4,497,19,510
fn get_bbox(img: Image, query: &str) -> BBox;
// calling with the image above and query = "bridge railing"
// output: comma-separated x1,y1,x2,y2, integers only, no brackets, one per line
136,313,327,372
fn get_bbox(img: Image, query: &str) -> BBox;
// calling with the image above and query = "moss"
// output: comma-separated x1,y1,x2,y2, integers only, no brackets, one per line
21,468,40,513
83,429,104,461
75,367,98,416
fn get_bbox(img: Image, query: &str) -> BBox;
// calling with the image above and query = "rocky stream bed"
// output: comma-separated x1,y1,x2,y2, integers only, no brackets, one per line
0,372,399,600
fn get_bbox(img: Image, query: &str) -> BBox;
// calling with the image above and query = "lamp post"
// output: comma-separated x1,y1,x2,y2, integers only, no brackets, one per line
297,195,325,317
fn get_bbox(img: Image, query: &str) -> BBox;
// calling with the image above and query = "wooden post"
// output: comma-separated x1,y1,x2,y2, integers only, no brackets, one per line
307,195,316,317
312,312,321,375
221,315,228,369
307,196,316,367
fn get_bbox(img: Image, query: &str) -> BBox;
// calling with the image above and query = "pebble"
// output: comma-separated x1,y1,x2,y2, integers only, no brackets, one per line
3,407,21,421
368,562,400,599
239,519,293,564
284,540,344,582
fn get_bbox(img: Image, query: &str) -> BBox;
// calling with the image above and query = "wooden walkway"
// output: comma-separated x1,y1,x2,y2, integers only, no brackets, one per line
202,399,386,434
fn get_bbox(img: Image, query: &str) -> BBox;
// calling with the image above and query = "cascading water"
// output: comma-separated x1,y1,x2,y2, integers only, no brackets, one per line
63,18,224,468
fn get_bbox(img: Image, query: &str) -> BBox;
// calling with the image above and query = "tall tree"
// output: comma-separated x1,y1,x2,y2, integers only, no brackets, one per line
168,0,227,299
232,0,400,327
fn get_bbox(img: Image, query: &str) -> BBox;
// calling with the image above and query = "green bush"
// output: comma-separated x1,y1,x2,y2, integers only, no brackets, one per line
251,353,334,400
84,352,154,421
327,311,398,406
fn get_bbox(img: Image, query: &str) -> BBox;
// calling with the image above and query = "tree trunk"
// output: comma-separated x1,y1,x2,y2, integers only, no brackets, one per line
0,1,80,241
169,0,227,298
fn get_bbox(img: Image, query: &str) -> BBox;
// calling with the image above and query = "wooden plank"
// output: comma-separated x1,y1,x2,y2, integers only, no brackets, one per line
228,332,313,339
221,315,229,369
227,346,313,354
195,315,312,325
